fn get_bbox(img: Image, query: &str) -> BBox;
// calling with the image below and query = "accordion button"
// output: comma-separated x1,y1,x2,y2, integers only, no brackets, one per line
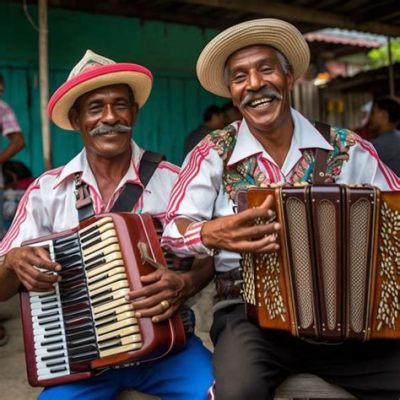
319,172,325,177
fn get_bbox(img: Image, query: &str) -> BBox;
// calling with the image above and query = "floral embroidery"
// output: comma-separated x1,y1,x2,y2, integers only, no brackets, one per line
206,124,357,199
288,126,357,184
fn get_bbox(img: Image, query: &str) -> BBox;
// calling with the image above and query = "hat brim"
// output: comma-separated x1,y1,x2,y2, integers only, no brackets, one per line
48,63,153,130
196,18,310,98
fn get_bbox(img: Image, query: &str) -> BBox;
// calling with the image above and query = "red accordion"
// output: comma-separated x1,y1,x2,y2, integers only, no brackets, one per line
20,213,185,387
237,184,400,342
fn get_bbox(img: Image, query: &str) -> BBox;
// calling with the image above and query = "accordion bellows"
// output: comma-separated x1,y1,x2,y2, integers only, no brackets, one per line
237,185,400,342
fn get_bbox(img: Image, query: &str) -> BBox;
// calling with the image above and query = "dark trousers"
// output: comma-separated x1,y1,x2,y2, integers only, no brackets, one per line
210,304,400,400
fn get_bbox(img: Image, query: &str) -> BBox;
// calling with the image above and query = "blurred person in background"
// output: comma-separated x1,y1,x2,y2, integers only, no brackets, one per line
184,104,225,155
370,96,400,176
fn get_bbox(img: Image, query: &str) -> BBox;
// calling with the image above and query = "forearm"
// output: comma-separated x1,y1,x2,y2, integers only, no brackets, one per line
180,256,214,300
0,261,20,301
0,132,25,164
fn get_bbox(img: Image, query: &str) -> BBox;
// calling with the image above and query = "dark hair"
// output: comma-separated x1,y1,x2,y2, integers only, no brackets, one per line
0,75,3,85
374,96,400,125
203,105,222,122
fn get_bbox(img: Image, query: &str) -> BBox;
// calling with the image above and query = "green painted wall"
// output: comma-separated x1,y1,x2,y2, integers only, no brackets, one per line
0,2,224,176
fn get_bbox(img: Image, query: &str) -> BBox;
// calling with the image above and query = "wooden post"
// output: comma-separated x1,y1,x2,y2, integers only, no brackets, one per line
39,0,52,170
387,36,395,97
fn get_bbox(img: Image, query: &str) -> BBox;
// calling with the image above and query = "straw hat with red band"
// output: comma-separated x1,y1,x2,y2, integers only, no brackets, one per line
48,50,153,131
196,18,310,98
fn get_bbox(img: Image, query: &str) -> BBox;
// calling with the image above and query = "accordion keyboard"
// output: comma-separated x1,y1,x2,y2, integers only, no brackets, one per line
29,217,142,381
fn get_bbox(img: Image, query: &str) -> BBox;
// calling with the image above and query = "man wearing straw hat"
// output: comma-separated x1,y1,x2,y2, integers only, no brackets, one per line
162,19,400,399
0,50,213,399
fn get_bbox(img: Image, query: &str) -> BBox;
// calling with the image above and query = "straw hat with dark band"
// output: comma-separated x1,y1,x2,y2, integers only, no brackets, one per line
196,18,310,98
48,50,153,131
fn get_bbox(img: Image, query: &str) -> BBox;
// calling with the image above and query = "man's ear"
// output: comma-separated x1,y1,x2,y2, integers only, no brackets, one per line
68,108,80,131
287,69,295,92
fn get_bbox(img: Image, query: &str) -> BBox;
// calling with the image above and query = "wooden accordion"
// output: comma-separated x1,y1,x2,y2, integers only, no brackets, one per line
20,213,185,387
237,185,400,342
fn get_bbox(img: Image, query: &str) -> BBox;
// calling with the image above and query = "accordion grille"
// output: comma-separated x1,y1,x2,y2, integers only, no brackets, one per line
318,200,338,330
349,198,370,333
286,197,314,329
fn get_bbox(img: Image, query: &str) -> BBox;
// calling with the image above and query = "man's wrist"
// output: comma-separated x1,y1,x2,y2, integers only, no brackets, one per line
183,220,216,256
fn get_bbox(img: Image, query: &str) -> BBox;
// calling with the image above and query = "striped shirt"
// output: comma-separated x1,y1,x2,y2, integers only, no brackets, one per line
0,140,179,255
162,109,400,273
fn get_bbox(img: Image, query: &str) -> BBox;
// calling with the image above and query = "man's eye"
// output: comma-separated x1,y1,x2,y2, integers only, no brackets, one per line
232,73,246,82
88,106,102,114
115,102,129,109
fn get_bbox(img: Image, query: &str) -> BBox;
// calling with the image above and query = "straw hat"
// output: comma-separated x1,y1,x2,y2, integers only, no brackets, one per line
48,50,153,130
196,18,310,98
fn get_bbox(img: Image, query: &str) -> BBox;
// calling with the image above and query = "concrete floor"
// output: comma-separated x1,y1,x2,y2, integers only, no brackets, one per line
0,285,214,400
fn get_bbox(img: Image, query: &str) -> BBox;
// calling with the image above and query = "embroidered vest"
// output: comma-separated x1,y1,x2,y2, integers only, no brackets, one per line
204,123,357,201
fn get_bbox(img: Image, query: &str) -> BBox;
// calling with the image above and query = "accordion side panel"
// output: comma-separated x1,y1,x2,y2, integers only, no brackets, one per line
310,186,342,341
345,188,376,340
283,188,318,338
245,188,294,334
371,192,400,339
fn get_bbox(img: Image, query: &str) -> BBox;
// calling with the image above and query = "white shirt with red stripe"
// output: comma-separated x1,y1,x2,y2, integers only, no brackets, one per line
162,109,400,273
0,140,179,255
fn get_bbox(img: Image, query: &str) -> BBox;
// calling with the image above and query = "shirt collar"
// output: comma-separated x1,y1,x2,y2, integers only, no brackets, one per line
227,108,333,166
53,139,144,189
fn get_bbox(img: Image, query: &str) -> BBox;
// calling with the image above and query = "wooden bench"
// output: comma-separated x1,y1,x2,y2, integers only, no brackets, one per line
116,373,356,399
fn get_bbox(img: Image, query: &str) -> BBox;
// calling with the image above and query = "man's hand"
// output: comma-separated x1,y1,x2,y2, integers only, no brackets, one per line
4,246,61,292
201,195,280,253
125,268,188,323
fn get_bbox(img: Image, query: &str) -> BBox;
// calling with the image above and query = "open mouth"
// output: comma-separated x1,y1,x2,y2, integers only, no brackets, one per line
247,96,276,109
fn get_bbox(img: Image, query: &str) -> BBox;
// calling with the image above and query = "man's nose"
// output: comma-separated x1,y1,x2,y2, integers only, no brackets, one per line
247,70,263,91
101,104,119,124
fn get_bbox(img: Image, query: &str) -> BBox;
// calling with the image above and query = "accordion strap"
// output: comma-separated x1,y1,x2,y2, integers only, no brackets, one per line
75,150,165,221
313,121,331,184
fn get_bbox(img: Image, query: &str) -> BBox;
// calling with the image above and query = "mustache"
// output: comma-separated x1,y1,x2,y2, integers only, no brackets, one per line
240,86,283,108
89,123,132,137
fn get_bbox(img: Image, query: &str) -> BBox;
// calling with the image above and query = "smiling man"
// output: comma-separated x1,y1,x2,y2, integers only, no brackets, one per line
162,19,400,400
0,50,213,399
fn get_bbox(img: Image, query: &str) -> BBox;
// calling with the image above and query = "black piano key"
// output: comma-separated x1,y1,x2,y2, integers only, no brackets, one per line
56,252,82,266
38,311,60,320
66,327,96,342
68,343,98,356
59,268,85,281
44,324,62,332
39,317,60,326
38,292,57,300
84,256,107,271
54,232,79,245
40,338,64,346
46,359,67,368
64,320,94,335
41,304,59,312
41,297,58,305
99,338,122,349
68,350,98,363
53,237,80,251
59,280,86,292
67,336,97,349
79,224,99,239
81,236,102,250
43,331,62,339
41,352,65,361
47,345,65,353
63,309,93,322
50,366,68,373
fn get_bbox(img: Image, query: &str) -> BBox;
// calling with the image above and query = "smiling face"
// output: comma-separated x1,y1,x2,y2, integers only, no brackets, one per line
69,83,138,160
225,45,294,138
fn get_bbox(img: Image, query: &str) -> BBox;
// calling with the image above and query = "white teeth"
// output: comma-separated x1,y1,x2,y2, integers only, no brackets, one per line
249,97,272,107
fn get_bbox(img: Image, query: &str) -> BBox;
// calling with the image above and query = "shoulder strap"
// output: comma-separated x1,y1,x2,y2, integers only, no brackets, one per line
313,121,331,184
111,150,165,212
74,173,95,222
